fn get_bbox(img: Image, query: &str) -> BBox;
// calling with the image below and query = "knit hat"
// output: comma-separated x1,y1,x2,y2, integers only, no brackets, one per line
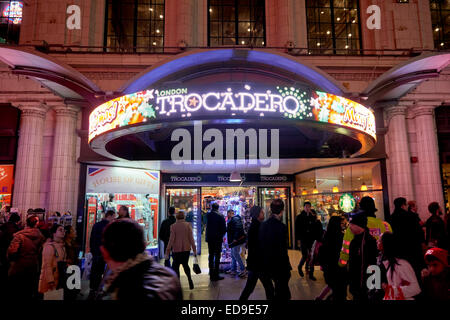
425,248,448,267
359,196,378,213
349,211,368,229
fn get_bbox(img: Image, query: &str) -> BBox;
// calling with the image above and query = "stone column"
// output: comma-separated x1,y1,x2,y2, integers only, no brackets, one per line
12,103,49,214
384,105,415,203
412,104,444,220
48,105,80,216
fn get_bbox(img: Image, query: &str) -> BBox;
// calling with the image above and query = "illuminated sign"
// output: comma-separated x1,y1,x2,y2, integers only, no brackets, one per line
2,1,23,24
339,193,356,213
89,84,376,142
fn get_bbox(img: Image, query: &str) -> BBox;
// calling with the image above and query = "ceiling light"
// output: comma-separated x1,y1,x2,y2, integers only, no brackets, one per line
316,42,321,46
156,29,160,33
313,186,319,194
361,182,368,191
160,15,163,19
326,30,331,35
435,27,439,32
209,8,212,13
337,17,341,21
302,189,307,195
332,186,339,193
230,171,242,182
348,33,352,37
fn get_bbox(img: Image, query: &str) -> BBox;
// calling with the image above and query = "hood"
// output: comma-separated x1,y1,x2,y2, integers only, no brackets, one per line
16,227,44,241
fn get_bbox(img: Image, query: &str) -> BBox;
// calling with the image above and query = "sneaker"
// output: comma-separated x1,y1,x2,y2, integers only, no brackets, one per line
298,266,304,277
309,274,317,281
238,270,247,278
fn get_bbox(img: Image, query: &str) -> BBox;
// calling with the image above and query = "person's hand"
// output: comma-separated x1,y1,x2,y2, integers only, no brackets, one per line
297,240,301,248
164,253,169,260
48,281,56,291
421,268,430,278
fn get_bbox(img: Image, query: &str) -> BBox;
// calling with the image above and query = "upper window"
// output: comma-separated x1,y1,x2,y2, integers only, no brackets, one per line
105,0,164,52
306,0,361,54
208,0,266,47
430,0,450,49
0,1,22,44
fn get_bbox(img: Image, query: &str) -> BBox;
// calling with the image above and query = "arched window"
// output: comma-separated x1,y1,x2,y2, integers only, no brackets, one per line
306,0,361,54
105,0,164,52
430,0,450,49
208,0,265,47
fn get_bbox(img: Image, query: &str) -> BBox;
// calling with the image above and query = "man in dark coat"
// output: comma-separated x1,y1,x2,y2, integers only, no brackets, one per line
425,202,447,250
258,199,292,300
88,210,115,299
390,197,426,281
205,202,226,281
159,206,176,267
100,219,182,300
295,201,322,280
0,212,21,297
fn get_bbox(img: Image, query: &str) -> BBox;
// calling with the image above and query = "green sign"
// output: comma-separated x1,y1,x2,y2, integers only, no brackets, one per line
339,193,356,213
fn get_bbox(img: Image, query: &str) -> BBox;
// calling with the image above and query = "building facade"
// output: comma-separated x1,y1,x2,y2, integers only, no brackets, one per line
0,0,449,250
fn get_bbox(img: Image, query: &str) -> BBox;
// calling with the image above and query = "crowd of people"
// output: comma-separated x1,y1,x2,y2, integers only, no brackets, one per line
0,194,448,301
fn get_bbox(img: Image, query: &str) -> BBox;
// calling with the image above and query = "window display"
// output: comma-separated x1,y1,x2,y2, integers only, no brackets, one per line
0,164,14,208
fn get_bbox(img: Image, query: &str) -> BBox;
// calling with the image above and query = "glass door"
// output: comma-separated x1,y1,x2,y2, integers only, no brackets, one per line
258,187,292,248
166,187,202,254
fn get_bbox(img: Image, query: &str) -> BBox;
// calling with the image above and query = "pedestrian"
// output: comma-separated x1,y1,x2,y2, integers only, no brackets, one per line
421,247,449,301
339,196,391,268
390,197,426,282
165,210,197,290
159,206,176,267
117,205,130,219
426,202,447,250
378,232,421,300
239,206,274,300
316,215,347,301
0,212,21,294
88,209,115,300
295,201,322,280
6,215,45,300
64,225,80,300
347,211,377,301
258,199,292,300
226,209,247,277
38,224,67,300
205,202,226,281
100,219,182,300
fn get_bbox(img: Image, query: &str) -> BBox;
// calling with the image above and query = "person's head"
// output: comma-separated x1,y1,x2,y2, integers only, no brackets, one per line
50,224,65,242
26,215,39,228
407,200,417,213
105,210,116,221
118,205,130,218
270,199,284,216
64,225,76,241
27,208,34,215
304,202,312,213
55,211,61,217
394,197,408,211
428,202,442,216
349,211,367,235
168,206,175,216
327,215,344,235
424,248,448,276
359,196,377,217
8,212,20,224
249,205,264,222
227,209,235,219
109,193,115,201
101,219,146,266
176,210,185,220
145,194,149,199
211,203,219,211
379,232,396,256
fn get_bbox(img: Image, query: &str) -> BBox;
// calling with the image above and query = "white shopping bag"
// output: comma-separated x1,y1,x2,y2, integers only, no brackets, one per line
44,288,64,300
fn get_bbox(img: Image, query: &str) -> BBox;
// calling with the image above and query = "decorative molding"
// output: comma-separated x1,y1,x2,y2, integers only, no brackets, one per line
410,105,436,118
16,102,50,118
53,105,80,118
384,105,408,121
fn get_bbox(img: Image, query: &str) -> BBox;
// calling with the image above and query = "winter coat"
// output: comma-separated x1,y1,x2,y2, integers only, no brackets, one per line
295,210,322,248
7,227,45,276
318,228,344,286
0,221,21,266
38,239,67,293
246,219,262,272
422,268,450,301
426,215,447,249
383,258,421,300
227,215,246,247
159,215,176,245
205,209,226,244
103,253,182,300
89,219,110,257
166,219,197,254
258,215,292,276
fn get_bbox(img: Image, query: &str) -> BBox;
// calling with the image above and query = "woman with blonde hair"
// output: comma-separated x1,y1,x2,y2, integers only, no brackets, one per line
165,210,197,289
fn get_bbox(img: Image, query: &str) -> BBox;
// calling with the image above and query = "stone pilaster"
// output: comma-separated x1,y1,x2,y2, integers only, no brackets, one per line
384,104,415,204
12,103,49,214
48,105,80,216
411,104,444,220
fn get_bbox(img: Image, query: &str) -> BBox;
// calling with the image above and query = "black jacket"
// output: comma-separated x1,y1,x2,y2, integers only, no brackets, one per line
295,210,323,247
425,215,447,249
258,215,292,275
89,219,110,257
246,219,262,272
106,258,182,300
227,215,246,247
206,209,226,244
159,215,176,245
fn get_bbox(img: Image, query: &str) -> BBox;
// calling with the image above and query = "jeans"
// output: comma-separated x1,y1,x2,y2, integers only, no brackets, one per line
298,243,314,274
208,241,222,278
172,251,192,282
239,270,275,300
90,255,106,291
230,244,245,272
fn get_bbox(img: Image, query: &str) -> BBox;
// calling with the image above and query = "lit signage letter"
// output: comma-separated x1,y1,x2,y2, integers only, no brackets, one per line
254,93,269,112
282,96,299,114
203,92,221,111
220,92,236,111
157,96,172,114
184,93,202,112
169,95,185,113
269,94,283,112
238,92,255,111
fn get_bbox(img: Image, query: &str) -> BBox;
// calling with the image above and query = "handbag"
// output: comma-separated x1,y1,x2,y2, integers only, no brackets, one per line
51,244,68,290
43,288,64,300
192,256,201,274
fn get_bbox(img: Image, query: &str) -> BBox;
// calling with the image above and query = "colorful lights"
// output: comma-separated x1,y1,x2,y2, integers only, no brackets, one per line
2,1,23,24
339,193,356,213
89,84,376,142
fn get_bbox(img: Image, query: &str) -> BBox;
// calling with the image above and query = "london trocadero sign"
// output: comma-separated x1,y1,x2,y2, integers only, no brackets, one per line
88,83,376,152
